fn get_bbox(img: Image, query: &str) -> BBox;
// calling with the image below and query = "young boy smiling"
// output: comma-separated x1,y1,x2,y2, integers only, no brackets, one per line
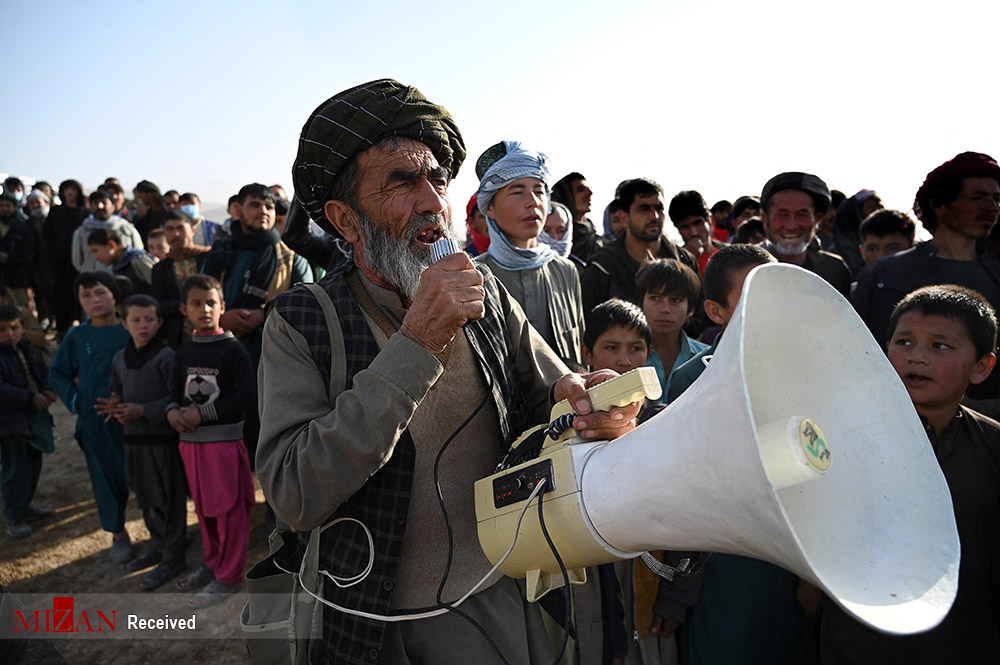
800,284,1000,663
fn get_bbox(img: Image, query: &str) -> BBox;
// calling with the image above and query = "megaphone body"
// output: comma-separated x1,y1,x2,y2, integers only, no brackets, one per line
475,263,959,635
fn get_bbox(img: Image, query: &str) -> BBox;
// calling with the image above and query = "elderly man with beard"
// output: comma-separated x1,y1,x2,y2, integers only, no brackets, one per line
758,172,851,298
256,79,642,665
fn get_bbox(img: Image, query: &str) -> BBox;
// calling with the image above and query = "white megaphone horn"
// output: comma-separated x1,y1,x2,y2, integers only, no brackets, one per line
475,263,959,636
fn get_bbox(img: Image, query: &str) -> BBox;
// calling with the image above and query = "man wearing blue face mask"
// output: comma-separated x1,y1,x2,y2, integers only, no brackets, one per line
177,192,220,249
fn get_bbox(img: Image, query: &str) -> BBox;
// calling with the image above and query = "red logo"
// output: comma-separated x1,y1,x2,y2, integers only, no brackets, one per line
14,596,116,633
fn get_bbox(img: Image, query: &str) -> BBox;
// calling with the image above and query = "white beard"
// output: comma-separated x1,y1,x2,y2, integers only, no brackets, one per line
357,210,457,298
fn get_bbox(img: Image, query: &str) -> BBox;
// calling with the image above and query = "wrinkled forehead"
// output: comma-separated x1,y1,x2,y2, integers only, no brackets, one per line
358,139,441,180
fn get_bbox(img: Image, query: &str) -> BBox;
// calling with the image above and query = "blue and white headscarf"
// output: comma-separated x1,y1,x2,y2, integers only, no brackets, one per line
475,140,554,271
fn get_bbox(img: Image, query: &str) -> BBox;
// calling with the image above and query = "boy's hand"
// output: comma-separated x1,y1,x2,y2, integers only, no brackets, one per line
180,405,203,428
167,408,196,433
113,402,144,424
94,393,122,422
33,392,53,411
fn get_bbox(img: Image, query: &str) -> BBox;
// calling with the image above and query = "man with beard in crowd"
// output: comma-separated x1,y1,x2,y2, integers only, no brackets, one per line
758,172,851,298
202,182,311,463
255,79,641,665
580,177,698,316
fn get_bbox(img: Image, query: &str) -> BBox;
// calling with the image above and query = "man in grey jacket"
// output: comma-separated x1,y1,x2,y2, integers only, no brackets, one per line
255,79,641,665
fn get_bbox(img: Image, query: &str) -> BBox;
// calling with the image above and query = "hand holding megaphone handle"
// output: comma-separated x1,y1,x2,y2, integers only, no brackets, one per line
546,367,662,445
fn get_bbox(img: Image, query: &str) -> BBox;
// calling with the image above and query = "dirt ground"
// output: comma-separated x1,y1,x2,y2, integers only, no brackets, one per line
0,399,272,664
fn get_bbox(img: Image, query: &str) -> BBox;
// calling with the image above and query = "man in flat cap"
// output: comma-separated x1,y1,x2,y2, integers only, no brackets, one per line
255,79,641,665
854,151,1000,415
759,171,852,298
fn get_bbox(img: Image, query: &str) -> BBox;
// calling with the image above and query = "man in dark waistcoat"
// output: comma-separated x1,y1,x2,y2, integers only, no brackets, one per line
255,79,642,665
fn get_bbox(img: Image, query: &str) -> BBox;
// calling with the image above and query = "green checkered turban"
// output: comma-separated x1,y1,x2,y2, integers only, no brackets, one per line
292,79,466,236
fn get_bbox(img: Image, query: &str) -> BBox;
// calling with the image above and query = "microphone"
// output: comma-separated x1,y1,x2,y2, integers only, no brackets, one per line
428,237,464,265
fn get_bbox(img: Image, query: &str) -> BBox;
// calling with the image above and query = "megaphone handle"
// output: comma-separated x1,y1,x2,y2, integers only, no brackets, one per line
638,551,710,581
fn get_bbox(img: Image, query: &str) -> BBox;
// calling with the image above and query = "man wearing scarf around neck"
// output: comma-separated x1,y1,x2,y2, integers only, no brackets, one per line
474,141,585,369
255,79,642,665
202,182,312,463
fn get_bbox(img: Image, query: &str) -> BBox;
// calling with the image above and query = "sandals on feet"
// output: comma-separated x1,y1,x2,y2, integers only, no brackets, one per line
176,565,214,590
187,579,241,609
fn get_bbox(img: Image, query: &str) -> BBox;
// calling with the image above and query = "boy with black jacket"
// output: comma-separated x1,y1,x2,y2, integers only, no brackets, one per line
0,305,56,538
167,275,255,609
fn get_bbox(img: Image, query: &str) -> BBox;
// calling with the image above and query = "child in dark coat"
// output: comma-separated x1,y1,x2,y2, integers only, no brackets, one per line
0,305,56,538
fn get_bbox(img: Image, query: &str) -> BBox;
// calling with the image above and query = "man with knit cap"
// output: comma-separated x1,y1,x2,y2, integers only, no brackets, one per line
854,151,1000,414
255,79,640,665
758,171,852,298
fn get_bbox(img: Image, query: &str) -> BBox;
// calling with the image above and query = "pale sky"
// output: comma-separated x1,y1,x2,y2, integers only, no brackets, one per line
5,0,1000,229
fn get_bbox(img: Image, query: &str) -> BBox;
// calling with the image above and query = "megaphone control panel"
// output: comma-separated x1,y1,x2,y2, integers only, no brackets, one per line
492,458,554,509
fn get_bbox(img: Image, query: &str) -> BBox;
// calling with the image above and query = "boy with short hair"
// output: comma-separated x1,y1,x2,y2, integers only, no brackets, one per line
798,284,1000,663
146,228,170,262
96,294,187,590
582,298,653,376
167,274,255,609
635,258,708,399
49,272,133,561
0,305,57,538
88,227,155,295
857,208,916,268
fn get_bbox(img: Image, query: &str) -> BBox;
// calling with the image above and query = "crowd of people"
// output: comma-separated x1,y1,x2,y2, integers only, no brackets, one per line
1,76,999,664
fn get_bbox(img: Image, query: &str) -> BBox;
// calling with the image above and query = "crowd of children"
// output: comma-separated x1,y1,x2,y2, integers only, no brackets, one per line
5,270,256,608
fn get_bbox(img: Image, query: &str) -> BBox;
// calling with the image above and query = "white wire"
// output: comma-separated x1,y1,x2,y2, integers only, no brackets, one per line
272,516,375,588
294,478,549,622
